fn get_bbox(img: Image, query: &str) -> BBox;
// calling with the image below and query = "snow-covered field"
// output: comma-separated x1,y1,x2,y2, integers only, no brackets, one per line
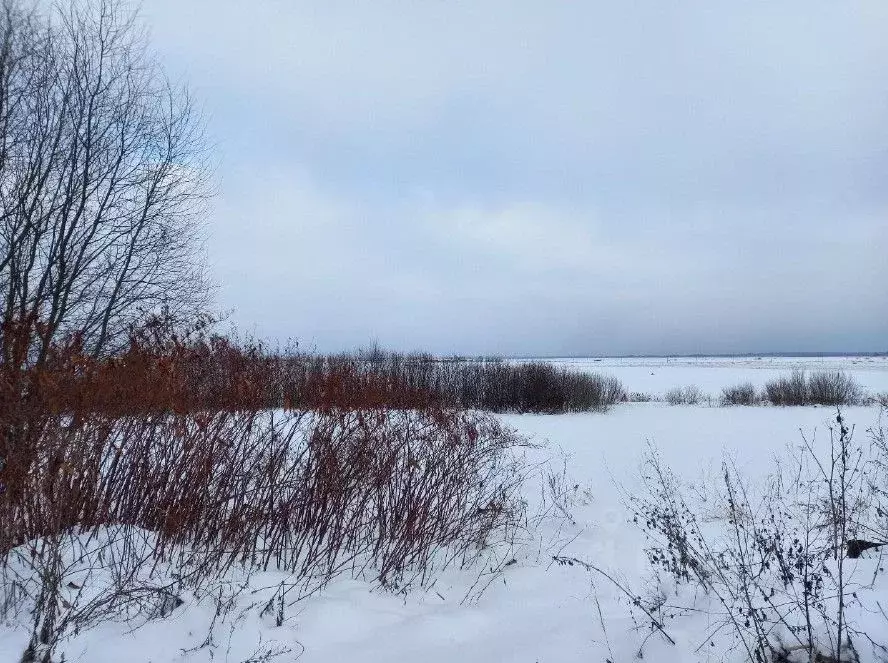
530,354,888,398
291,404,887,663
2,357,886,662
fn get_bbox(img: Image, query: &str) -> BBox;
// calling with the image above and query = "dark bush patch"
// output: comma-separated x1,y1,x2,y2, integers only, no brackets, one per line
807,370,861,406
287,354,626,414
764,370,810,406
765,370,861,406
720,382,759,406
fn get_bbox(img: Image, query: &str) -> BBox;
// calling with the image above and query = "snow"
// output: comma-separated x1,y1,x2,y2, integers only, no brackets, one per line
291,404,885,663
2,357,887,662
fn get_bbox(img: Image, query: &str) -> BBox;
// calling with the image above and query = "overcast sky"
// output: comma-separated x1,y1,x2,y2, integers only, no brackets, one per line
142,1,887,356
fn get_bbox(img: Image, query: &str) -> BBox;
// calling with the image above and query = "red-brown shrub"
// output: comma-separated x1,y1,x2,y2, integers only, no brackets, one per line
0,320,526,658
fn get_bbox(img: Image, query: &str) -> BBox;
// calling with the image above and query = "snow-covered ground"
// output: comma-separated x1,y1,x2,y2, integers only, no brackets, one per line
289,404,887,663
527,354,888,397
3,357,887,662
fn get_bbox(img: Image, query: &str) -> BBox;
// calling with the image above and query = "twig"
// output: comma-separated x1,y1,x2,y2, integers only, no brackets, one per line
552,555,676,646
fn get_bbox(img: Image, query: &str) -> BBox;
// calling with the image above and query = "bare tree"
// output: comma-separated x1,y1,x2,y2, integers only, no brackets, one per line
0,0,210,366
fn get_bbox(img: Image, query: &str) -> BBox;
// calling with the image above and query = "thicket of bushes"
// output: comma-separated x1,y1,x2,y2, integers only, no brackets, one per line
5,320,624,416
720,382,759,406
664,385,703,405
0,321,527,661
307,352,627,413
765,370,862,406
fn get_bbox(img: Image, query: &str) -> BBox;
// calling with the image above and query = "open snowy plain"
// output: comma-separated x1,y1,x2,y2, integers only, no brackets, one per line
2,356,887,662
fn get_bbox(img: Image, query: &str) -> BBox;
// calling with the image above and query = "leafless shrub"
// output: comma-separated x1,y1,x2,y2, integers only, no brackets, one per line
1,408,525,658
765,371,862,406
866,409,888,555
808,371,862,406
664,385,702,406
629,412,886,662
664,387,682,405
721,382,760,406
765,370,810,406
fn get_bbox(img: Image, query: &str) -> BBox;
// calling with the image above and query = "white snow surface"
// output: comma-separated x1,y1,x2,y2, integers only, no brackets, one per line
2,356,887,663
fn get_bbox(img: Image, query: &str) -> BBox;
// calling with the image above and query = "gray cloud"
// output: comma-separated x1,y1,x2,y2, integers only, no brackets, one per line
142,1,888,354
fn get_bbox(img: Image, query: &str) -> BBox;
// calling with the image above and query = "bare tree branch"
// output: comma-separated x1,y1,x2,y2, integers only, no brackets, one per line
0,0,211,366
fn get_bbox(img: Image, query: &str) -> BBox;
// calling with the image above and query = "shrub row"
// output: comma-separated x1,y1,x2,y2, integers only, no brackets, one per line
1,407,521,586
314,354,627,413
659,371,866,407
7,320,625,415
